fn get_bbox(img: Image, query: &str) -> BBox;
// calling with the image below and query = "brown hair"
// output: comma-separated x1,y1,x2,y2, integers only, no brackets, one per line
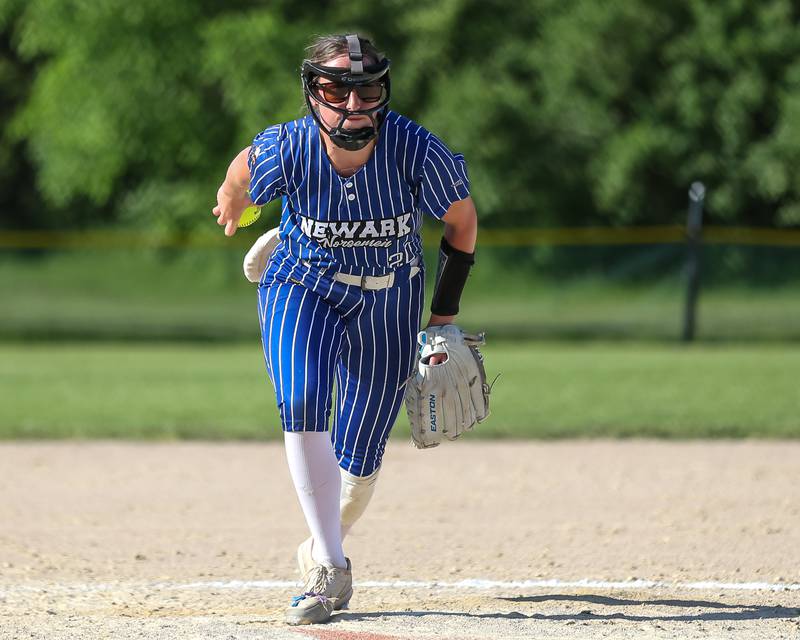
304,33,384,67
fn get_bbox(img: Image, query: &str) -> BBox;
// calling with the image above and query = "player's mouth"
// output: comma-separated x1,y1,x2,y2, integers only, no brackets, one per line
344,115,371,126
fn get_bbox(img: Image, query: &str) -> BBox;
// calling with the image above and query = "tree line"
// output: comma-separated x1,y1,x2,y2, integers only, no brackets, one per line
1,0,799,235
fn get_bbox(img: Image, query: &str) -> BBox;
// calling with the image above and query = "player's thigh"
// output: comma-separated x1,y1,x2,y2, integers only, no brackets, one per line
332,271,425,475
258,281,345,432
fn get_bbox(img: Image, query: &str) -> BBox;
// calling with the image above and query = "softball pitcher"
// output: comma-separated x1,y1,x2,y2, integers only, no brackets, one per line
213,33,478,625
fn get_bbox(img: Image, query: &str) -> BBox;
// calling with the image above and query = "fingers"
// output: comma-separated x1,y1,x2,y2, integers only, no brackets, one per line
212,204,239,236
217,213,238,236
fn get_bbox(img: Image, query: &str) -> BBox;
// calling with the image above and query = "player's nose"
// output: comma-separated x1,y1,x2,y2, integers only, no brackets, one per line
346,88,364,111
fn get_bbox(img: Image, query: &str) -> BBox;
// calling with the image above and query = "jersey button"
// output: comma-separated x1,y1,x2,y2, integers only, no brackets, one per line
347,194,356,201
345,182,353,188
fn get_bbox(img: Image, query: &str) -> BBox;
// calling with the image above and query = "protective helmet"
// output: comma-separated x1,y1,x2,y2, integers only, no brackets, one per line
301,34,391,151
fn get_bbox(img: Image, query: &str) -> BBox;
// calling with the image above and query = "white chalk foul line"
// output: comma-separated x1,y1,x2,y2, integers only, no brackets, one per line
182,578,800,592
2,578,799,596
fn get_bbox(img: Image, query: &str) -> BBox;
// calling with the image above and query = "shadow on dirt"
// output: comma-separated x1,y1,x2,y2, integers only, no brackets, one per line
337,594,800,623
495,594,800,622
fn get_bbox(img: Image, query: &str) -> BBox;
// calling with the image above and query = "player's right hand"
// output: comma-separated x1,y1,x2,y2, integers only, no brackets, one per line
212,183,252,237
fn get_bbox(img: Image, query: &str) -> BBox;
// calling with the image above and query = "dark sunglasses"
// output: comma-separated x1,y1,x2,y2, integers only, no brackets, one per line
311,81,385,104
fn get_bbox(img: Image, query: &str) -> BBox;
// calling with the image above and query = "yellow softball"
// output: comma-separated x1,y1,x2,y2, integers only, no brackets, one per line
238,205,262,228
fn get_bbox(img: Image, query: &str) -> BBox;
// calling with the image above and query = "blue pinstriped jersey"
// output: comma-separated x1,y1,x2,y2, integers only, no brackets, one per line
247,111,471,277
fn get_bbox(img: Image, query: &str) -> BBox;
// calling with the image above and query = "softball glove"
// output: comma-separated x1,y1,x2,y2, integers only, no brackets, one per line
404,324,491,449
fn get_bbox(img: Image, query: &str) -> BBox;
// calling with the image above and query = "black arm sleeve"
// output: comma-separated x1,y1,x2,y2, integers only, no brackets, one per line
430,237,475,316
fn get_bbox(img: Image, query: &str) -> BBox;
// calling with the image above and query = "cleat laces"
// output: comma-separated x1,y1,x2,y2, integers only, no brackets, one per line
291,564,333,606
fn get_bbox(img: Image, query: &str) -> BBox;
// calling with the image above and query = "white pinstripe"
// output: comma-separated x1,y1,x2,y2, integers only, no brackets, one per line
337,293,368,465
261,249,293,379
287,286,310,426
298,270,324,428
353,168,370,266
359,287,390,473
271,257,306,425
312,278,338,429
345,292,378,473
370,271,422,472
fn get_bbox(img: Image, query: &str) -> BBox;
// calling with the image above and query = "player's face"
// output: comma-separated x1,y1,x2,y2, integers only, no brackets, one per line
310,54,383,131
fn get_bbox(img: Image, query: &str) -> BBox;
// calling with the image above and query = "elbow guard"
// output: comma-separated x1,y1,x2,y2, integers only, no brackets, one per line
430,237,475,316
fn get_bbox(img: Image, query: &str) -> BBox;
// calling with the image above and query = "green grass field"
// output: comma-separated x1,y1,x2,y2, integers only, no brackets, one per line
3,248,800,341
2,341,798,439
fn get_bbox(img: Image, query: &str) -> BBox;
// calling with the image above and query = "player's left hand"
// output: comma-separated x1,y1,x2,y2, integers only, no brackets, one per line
425,315,456,364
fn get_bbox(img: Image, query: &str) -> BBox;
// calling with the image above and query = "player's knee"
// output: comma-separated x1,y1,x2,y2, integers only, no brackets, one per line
280,391,327,431
340,466,380,528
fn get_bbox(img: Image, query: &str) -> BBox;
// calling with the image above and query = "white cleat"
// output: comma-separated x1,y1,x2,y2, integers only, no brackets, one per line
285,558,353,625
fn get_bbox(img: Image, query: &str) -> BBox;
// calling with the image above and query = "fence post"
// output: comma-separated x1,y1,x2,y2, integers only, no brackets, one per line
682,182,705,342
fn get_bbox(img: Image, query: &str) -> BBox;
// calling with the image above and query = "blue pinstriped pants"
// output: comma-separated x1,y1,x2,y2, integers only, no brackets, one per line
257,252,424,477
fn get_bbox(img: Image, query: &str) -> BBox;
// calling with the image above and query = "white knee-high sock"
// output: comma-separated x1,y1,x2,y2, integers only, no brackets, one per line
284,431,347,569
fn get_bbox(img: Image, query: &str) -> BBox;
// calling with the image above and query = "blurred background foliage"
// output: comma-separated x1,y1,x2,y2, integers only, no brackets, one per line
1,0,800,234
1,0,800,344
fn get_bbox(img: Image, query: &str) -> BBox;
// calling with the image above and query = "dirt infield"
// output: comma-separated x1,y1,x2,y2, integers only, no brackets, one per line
1,440,799,639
